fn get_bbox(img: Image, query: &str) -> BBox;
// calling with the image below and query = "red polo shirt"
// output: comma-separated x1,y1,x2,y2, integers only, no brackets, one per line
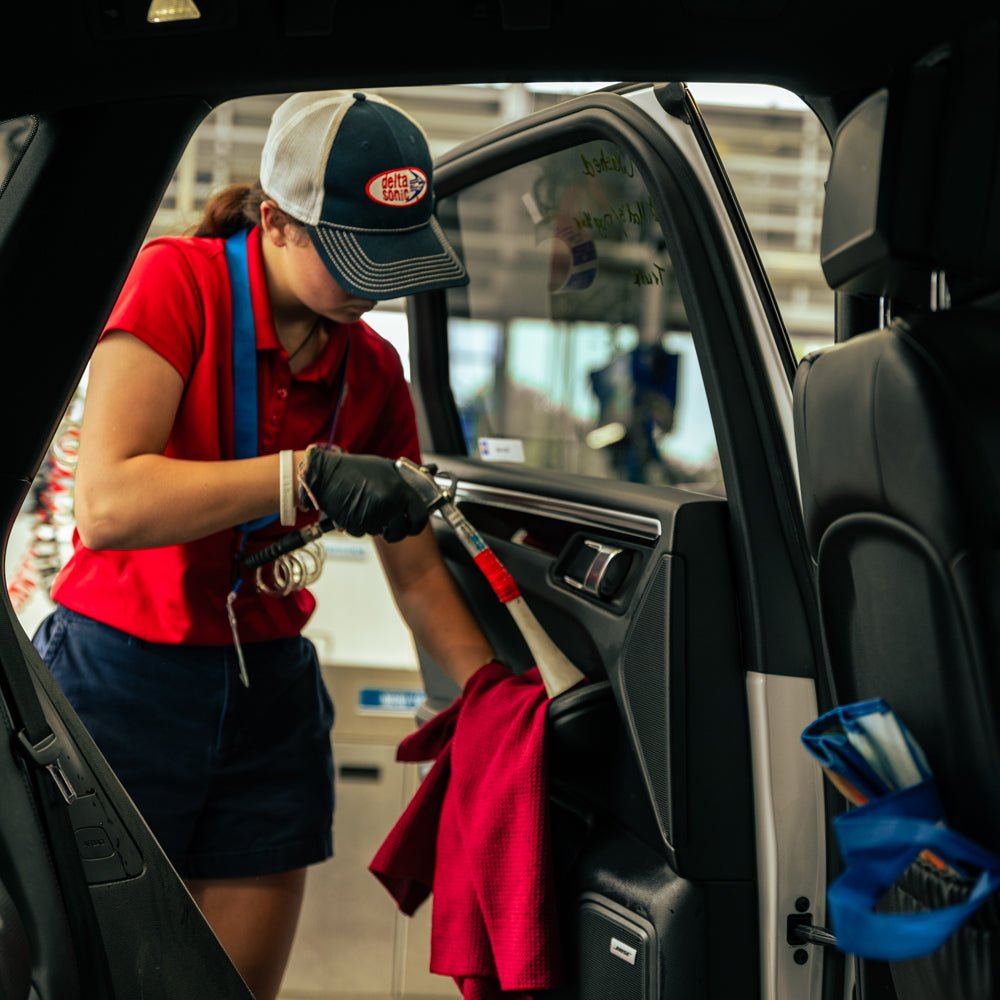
50,226,421,645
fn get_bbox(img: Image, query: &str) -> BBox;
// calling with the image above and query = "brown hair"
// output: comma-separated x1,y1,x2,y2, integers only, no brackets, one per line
190,180,306,239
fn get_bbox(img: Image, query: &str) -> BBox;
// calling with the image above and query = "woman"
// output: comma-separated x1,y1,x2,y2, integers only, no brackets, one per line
32,90,496,999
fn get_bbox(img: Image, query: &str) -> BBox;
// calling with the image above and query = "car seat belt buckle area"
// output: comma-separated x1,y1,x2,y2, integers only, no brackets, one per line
17,728,80,804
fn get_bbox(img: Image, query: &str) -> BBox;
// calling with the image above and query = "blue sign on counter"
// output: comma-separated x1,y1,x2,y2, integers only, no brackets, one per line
358,687,426,715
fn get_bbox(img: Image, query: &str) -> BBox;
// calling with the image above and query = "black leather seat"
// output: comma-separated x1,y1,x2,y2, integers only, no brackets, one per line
794,310,1000,848
792,20,1000,999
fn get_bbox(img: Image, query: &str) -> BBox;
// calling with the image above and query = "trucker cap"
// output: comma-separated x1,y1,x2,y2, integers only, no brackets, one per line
260,90,469,300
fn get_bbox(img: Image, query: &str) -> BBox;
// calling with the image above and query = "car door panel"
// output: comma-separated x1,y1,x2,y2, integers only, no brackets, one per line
0,602,254,999
421,454,753,874
413,451,756,998
406,83,827,999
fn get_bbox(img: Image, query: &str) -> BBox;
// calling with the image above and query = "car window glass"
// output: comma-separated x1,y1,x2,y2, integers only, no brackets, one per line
438,140,723,494
689,83,834,360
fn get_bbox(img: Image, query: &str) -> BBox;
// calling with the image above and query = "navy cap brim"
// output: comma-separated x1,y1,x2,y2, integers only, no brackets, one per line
307,216,469,301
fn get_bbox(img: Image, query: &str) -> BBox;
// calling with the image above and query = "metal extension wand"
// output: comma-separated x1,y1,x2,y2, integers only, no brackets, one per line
393,457,586,700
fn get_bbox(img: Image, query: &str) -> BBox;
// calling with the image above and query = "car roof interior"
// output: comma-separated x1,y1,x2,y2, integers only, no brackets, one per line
1,2,995,115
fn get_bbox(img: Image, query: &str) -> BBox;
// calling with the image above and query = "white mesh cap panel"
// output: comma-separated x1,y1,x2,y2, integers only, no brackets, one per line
260,91,352,225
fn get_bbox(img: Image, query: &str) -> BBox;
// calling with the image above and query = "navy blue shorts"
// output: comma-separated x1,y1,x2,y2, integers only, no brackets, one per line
32,606,335,880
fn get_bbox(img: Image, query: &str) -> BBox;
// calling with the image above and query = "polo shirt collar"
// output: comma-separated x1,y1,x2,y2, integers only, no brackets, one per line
247,225,282,354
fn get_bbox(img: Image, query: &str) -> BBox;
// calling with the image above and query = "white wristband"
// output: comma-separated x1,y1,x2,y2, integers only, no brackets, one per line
279,449,296,526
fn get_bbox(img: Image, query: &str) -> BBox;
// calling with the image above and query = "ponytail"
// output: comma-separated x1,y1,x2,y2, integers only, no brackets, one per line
190,180,268,238
189,180,305,240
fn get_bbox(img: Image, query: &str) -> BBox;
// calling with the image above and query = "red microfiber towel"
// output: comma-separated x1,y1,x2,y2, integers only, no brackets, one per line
369,660,564,999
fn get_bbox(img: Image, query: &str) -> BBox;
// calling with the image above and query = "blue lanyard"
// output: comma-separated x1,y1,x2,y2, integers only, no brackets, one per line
224,227,351,544
225,228,278,536
223,228,351,682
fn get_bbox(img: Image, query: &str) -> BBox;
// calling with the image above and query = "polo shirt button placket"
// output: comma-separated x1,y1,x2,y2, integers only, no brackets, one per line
263,377,289,450
262,406,282,451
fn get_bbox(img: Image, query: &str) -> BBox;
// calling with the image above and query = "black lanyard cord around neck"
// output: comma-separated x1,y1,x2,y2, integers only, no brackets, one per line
222,227,350,684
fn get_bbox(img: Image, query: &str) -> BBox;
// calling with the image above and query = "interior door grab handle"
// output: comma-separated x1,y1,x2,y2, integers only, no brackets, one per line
564,540,628,598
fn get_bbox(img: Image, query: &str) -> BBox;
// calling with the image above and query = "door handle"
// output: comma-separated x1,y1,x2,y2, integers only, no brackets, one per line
563,540,631,599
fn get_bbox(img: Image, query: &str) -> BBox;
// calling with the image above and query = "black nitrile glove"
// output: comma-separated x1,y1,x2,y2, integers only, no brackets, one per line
301,449,429,542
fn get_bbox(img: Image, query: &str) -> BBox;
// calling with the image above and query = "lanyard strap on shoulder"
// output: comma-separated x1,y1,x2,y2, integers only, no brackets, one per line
225,228,277,536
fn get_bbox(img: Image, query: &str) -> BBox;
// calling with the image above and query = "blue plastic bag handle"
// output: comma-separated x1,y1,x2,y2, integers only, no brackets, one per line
829,780,1000,960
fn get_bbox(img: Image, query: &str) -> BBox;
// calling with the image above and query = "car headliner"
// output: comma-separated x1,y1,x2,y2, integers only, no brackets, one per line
1,1,996,118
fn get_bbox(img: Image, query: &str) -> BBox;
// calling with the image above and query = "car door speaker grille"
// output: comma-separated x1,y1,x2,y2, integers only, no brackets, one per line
619,555,682,852
576,893,657,999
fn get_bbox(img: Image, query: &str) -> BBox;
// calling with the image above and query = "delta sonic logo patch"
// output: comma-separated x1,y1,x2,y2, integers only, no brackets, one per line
366,167,428,207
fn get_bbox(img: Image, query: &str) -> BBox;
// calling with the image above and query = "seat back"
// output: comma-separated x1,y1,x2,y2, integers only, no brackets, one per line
794,17,1000,860
795,312,1000,847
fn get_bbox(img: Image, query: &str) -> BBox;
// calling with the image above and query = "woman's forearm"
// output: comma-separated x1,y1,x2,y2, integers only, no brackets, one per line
376,532,496,690
74,450,307,550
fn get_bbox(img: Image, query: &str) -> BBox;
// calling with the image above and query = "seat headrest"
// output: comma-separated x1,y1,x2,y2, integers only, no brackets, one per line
820,17,1000,308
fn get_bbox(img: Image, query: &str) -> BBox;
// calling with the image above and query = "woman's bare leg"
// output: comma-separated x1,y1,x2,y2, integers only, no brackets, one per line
184,868,307,1000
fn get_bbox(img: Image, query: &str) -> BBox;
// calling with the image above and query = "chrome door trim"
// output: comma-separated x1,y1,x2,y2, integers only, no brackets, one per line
440,479,663,541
